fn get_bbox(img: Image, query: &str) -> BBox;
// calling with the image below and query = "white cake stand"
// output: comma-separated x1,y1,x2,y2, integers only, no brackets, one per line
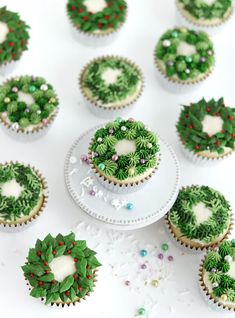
64,126,180,230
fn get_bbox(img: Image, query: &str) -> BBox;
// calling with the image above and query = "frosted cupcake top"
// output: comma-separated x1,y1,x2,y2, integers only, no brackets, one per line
67,0,127,35
22,232,101,305
80,56,143,108
168,185,231,245
155,27,215,83
89,118,160,182
177,0,233,23
0,75,59,133
0,7,30,66
0,163,44,223
202,240,235,307
177,98,235,157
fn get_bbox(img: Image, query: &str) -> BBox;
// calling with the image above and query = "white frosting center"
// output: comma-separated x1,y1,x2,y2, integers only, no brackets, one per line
203,0,217,5
1,179,24,199
177,42,197,56
84,0,107,13
0,22,9,44
49,255,76,282
228,261,235,280
18,91,35,106
115,139,136,156
202,115,224,136
192,202,212,224
101,68,122,85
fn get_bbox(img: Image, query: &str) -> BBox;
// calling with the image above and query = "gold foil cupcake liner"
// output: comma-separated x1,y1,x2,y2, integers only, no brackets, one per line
66,2,128,45
88,136,161,194
0,161,49,231
176,0,234,29
165,185,234,253
79,55,144,118
26,270,98,307
199,255,235,312
178,134,233,166
0,75,59,139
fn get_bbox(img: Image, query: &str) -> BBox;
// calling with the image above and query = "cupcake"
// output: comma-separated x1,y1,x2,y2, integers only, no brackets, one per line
176,98,235,165
176,0,234,31
79,56,144,119
166,185,233,252
0,162,48,230
67,0,128,46
89,118,161,193
0,75,59,141
22,232,101,306
199,240,235,311
0,7,30,74
154,27,215,92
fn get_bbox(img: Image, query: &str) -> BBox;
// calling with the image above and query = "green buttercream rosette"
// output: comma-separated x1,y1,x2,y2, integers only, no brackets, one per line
168,185,231,244
22,232,101,305
0,7,30,66
67,0,127,34
155,27,215,82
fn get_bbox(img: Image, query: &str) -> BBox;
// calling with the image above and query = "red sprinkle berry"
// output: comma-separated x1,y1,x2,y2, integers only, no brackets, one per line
37,251,42,257
78,287,82,291
86,265,90,269
44,261,48,266
195,145,200,150
74,258,78,263
189,125,193,129
231,134,235,138
9,42,15,47
109,23,113,28
58,242,63,246
45,269,50,275
206,107,211,112
71,5,76,11
87,275,91,280
67,249,71,254
98,23,103,29
52,250,57,255
73,274,78,280
216,112,220,117
0,49,2,54
72,242,76,246
79,8,84,13
216,141,221,145
120,5,125,10
221,130,225,133
11,53,16,59
83,16,89,21
30,273,34,278
51,280,56,285
104,15,109,20
228,115,234,120
38,281,43,286
65,291,70,297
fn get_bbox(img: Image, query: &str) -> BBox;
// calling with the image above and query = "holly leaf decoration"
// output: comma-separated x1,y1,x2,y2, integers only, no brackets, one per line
71,248,85,259
70,287,77,302
75,240,87,250
45,292,59,305
76,258,87,278
56,245,66,257
39,273,55,282
43,234,54,246
87,255,102,269
45,246,53,263
28,264,45,276
63,232,75,246
30,287,47,298
51,282,60,293
59,275,74,293
27,248,39,263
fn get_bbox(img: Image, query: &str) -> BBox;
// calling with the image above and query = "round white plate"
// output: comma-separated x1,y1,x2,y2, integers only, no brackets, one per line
64,125,180,230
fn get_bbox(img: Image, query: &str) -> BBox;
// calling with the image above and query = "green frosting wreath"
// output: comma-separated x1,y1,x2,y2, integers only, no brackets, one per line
204,240,235,303
155,28,215,81
169,185,231,244
0,163,43,222
67,0,127,33
0,7,30,66
177,98,235,155
90,118,160,181
82,57,142,104
178,0,233,20
0,75,59,129
22,232,101,305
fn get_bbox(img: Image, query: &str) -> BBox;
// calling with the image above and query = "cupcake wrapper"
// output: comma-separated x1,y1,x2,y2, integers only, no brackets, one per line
176,0,234,34
90,153,161,194
79,55,144,119
154,57,213,94
26,270,98,307
0,75,59,141
0,60,19,77
199,257,235,312
67,4,128,47
0,161,48,232
165,215,234,254
178,135,233,166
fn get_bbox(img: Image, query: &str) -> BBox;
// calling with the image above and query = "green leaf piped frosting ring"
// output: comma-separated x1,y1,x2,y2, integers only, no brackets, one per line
79,55,144,110
176,0,234,28
0,75,59,135
166,185,234,251
0,7,30,67
88,118,161,187
0,161,48,228
22,232,101,306
176,98,235,160
66,0,128,37
154,27,215,84
199,240,235,311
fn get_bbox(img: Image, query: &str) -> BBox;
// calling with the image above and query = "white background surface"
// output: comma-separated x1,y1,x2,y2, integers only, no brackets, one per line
0,0,235,317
